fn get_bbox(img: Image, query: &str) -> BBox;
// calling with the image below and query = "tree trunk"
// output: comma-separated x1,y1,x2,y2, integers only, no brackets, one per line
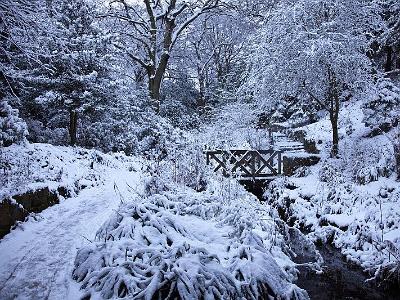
197,71,206,108
148,71,164,113
394,135,400,181
384,45,393,73
327,68,340,158
146,13,173,113
329,87,340,158
69,109,78,146
330,113,339,157
395,145,400,181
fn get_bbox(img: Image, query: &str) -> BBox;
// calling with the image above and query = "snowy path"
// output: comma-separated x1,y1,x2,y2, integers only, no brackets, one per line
273,132,305,153
0,168,142,300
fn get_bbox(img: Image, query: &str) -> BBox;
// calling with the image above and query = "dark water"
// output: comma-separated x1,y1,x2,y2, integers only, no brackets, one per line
295,244,398,300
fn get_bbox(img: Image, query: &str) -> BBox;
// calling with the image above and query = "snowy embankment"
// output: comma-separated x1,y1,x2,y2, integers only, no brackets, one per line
266,100,400,287
0,143,137,201
0,144,142,299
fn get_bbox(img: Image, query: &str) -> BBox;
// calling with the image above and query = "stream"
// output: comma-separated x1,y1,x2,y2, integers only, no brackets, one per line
295,244,397,300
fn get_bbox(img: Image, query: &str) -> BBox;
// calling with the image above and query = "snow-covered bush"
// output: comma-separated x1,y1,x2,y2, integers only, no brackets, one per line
198,102,267,149
324,184,355,214
264,178,301,225
159,72,201,130
160,98,201,130
318,161,345,186
363,78,400,131
73,90,180,156
0,100,28,147
333,186,400,272
375,261,400,292
73,187,308,299
269,165,400,277
343,137,394,184
393,128,400,180
165,146,209,192
26,119,68,145
293,166,311,178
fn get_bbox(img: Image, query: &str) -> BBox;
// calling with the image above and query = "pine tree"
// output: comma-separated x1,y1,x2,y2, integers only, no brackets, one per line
24,0,114,146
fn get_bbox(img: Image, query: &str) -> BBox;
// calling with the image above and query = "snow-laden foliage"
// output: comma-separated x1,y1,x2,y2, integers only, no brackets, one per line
316,138,394,186
265,166,400,280
73,183,308,299
159,72,201,130
197,102,271,149
21,0,115,146
78,88,179,156
378,0,400,61
242,0,376,108
349,138,394,184
0,100,28,147
241,0,379,156
363,78,400,130
156,140,209,192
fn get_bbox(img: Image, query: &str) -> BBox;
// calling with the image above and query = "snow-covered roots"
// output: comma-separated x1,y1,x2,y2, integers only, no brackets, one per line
73,190,308,299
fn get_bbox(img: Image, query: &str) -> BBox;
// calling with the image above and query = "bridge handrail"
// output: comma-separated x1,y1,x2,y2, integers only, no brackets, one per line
204,148,283,179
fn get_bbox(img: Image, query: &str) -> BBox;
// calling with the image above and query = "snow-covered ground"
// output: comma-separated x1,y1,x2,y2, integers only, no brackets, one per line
0,143,312,299
0,143,139,201
266,100,400,281
0,145,143,299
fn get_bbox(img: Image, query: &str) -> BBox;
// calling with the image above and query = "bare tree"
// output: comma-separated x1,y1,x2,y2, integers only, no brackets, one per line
185,12,251,109
104,0,220,112
243,0,376,157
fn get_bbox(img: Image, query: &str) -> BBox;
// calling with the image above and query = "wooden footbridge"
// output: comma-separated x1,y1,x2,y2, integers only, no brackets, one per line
204,149,283,180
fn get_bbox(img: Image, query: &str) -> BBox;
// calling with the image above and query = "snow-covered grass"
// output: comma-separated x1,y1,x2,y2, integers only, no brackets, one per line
72,176,309,299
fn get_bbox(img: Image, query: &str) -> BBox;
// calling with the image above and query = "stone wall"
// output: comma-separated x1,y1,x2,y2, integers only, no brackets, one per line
0,186,72,239
0,200,28,238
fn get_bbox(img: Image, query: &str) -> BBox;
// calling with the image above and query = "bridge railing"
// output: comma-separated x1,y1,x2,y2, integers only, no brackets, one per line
204,149,282,180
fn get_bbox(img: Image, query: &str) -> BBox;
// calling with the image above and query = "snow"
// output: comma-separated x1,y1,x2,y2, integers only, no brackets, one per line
1,143,103,201
2,0,399,297
71,183,308,299
323,214,355,228
384,228,400,243
264,97,400,277
197,102,269,149
0,145,143,299
299,100,368,146
0,143,313,299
